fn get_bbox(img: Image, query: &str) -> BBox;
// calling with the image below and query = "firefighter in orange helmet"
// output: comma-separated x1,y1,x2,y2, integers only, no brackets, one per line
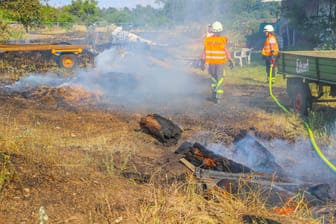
261,24,279,83
203,21,234,103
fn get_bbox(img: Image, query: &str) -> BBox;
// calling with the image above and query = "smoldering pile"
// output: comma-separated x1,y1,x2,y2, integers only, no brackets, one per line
174,133,336,221
138,114,336,222
0,71,141,108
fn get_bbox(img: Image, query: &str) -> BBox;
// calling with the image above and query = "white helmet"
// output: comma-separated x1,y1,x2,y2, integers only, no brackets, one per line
264,24,274,32
212,21,223,33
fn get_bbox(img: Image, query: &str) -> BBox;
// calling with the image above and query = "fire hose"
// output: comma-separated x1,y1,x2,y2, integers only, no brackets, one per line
269,64,336,173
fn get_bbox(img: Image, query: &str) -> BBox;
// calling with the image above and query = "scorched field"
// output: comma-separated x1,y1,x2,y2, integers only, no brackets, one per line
0,28,336,224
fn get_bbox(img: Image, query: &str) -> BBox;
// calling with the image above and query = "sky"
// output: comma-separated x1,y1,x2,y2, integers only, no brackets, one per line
47,0,159,9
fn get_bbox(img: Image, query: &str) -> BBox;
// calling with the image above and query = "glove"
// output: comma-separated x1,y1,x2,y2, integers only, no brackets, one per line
229,60,234,69
270,56,276,65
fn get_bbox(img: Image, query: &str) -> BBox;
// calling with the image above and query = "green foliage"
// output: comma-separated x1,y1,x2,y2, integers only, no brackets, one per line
101,9,131,24
0,14,24,41
40,5,57,23
65,0,99,25
57,8,75,25
7,0,336,50
0,0,101,28
304,15,336,49
0,0,281,37
0,0,42,32
0,18,11,41
282,0,307,28
283,0,336,49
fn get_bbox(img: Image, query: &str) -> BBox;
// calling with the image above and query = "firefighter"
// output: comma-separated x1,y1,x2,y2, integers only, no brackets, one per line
261,24,279,83
200,24,214,70
206,23,214,37
203,21,233,103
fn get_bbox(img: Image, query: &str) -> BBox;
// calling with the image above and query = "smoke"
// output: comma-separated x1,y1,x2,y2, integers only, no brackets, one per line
7,73,70,91
7,1,233,112
7,36,206,112
206,133,336,184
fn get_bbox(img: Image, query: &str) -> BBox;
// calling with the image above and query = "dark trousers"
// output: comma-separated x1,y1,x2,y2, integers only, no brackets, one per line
208,63,225,81
265,56,277,79
208,63,225,99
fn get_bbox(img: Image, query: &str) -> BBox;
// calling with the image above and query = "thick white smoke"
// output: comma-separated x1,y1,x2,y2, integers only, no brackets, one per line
207,133,336,184
7,34,206,113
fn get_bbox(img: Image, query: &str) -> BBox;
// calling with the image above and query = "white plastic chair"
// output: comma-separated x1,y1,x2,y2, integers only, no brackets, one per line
233,48,253,67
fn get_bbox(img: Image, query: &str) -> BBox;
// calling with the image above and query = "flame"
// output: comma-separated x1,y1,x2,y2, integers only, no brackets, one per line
193,148,217,167
273,207,294,215
273,197,305,215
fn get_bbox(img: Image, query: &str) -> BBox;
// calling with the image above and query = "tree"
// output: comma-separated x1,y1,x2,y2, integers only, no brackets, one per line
66,0,99,25
0,16,11,41
0,0,42,32
100,7,133,25
40,5,57,24
282,0,336,49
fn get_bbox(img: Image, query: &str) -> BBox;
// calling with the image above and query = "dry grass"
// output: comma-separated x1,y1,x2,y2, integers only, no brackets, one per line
0,97,325,223
0,30,335,223
136,178,322,224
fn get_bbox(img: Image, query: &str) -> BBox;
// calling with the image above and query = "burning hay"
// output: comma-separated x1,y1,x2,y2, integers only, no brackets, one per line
23,85,102,103
176,137,336,219
175,141,252,173
4,84,104,108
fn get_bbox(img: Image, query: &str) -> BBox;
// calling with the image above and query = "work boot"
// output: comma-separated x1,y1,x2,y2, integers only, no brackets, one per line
215,95,222,104
211,91,216,101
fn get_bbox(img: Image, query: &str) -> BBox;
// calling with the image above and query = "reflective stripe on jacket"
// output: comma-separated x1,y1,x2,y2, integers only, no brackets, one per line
262,34,279,56
204,36,228,64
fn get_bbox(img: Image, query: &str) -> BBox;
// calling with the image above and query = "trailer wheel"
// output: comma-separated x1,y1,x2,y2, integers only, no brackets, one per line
292,83,311,115
286,78,297,99
58,54,79,70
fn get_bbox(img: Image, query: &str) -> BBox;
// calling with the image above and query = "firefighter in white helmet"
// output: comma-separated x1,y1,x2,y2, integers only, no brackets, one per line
200,24,214,71
206,23,214,37
202,21,234,103
261,24,279,83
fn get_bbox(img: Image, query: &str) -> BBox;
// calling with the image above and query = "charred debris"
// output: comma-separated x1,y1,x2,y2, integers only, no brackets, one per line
138,113,336,222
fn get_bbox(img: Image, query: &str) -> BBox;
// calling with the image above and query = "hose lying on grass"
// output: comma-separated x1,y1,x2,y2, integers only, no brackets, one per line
269,65,336,173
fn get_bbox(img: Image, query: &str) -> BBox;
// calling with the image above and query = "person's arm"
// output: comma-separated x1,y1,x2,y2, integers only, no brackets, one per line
224,47,232,61
225,47,234,69
201,48,206,60
200,39,207,70
269,36,278,56
200,49,206,70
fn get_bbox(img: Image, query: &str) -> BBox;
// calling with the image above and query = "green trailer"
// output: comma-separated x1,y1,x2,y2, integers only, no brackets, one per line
277,50,336,114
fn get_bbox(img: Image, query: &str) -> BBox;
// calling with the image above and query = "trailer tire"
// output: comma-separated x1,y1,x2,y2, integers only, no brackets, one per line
58,54,79,70
286,78,303,98
292,83,311,115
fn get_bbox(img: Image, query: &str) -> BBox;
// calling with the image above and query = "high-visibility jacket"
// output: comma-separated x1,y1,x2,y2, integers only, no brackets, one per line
204,36,228,64
262,33,279,56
